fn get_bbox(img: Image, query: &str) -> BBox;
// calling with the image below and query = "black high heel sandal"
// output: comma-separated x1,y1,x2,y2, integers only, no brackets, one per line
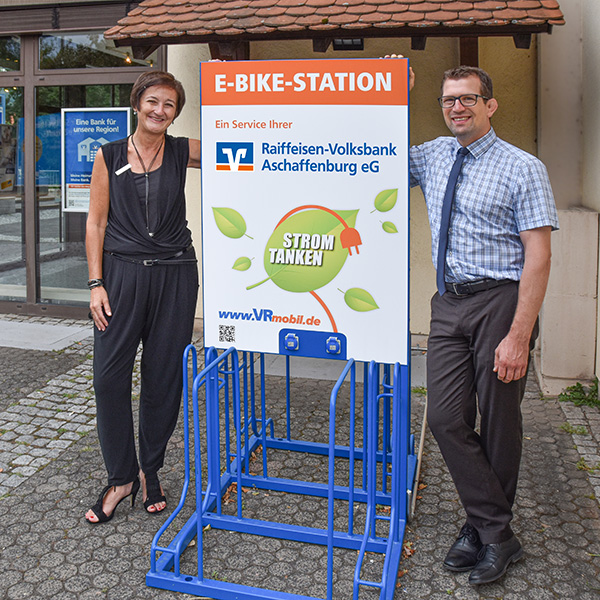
143,472,167,514
86,477,140,524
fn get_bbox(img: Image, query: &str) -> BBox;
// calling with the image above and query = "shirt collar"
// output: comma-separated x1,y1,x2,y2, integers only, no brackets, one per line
457,127,497,159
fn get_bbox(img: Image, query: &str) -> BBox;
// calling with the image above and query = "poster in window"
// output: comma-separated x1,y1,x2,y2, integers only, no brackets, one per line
61,107,130,212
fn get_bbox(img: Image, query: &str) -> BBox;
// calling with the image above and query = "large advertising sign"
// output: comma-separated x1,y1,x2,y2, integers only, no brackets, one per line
200,59,409,365
61,108,130,212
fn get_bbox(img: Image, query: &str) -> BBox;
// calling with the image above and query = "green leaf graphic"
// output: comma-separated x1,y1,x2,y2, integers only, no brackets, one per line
344,288,379,312
212,207,247,239
255,209,358,293
374,189,398,213
382,221,398,234
232,257,252,271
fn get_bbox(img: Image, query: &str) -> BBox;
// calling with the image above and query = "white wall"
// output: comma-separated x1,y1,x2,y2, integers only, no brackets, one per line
582,0,600,379
538,0,600,390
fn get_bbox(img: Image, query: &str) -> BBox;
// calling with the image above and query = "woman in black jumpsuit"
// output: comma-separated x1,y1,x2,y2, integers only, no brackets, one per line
85,71,200,523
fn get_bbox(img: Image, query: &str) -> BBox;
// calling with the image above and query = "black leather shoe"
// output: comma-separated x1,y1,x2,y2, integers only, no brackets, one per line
443,523,483,572
468,535,523,585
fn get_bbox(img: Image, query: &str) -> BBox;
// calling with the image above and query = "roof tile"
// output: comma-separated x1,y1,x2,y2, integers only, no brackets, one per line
197,9,230,20
328,13,361,25
390,11,427,23
492,8,523,20
207,17,237,30
461,10,495,20
509,0,541,7
256,7,287,17
105,0,565,42
215,27,244,35
428,10,460,21
262,14,299,27
225,8,257,19
308,23,341,30
148,21,181,32
276,0,309,7
285,6,318,16
169,5,197,14
318,5,347,16
528,7,564,18
142,5,170,16
360,12,392,23
306,0,339,6
342,22,372,29
444,18,475,26
296,14,330,25
378,3,411,14
278,24,306,31
417,2,447,11
246,25,277,34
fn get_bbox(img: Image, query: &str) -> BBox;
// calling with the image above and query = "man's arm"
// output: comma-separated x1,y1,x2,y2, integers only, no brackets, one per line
493,226,552,383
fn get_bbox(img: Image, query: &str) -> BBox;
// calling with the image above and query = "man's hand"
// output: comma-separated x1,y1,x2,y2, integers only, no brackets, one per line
494,333,529,383
382,54,415,91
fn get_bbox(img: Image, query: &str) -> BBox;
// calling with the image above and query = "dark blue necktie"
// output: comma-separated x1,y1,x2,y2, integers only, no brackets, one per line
437,146,469,296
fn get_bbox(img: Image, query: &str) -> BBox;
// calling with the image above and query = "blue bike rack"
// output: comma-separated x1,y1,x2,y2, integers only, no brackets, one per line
146,344,417,599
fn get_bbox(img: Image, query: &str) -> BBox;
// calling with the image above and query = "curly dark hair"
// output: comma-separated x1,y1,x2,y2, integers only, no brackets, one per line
441,66,493,100
130,70,186,118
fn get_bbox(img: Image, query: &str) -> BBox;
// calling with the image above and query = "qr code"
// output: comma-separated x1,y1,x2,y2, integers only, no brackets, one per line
219,325,235,344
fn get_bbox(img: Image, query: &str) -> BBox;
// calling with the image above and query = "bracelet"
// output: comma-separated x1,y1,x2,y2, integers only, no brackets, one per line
87,278,104,290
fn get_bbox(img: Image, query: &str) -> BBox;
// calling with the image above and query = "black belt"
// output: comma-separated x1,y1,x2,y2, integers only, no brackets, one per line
104,244,195,266
445,278,515,296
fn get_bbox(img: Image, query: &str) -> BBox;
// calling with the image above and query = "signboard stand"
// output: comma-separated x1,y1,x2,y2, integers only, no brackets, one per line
147,58,416,599
147,347,416,600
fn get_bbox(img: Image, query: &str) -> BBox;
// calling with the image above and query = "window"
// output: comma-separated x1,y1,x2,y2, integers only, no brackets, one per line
40,32,157,70
0,36,20,72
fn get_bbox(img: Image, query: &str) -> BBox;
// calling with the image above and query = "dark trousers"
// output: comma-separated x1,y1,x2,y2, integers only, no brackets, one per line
93,252,199,486
426,282,537,545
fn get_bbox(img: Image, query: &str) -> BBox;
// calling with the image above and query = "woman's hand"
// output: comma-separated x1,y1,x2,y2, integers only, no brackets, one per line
90,286,112,331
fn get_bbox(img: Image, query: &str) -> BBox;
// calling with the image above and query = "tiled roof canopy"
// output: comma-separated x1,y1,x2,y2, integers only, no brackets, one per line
105,0,565,51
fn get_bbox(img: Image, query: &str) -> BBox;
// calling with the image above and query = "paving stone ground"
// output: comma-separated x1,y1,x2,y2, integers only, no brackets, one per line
0,315,599,600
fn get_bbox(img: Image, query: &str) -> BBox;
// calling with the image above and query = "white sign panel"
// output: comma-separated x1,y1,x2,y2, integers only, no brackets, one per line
200,59,410,365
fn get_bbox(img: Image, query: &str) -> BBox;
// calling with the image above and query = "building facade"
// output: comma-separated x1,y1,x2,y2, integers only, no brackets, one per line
4,0,597,394
0,0,163,318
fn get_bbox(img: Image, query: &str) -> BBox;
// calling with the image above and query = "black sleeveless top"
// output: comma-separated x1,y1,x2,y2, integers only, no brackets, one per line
101,135,193,260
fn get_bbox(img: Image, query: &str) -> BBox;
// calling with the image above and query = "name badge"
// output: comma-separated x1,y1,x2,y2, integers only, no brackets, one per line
115,163,132,176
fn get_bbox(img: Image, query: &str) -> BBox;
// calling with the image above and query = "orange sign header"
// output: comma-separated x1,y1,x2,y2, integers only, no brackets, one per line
200,58,409,106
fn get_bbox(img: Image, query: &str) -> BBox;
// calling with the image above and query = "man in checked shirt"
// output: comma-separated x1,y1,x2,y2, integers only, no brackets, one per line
409,65,559,585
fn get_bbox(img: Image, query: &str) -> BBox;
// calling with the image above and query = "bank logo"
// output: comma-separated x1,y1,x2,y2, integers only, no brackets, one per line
216,142,254,172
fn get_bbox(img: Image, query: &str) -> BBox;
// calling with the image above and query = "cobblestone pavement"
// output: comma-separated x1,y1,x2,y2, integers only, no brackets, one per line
0,315,599,600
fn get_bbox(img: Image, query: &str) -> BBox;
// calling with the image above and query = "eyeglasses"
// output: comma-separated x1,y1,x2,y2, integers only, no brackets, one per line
438,94,489,109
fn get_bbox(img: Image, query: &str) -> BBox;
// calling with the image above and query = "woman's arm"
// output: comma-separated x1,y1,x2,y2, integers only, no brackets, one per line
188,138,201,169
86,148,112,331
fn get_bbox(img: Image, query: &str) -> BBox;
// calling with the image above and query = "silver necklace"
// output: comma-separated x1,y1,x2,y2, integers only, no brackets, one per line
130,134,164,237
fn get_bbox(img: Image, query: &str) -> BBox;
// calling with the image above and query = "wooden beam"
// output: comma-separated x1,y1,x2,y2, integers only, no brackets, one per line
513,33,532,49
313,38,331,53
209,41,250,61
411,36,427,51
460,37,479,67
132,45,159,60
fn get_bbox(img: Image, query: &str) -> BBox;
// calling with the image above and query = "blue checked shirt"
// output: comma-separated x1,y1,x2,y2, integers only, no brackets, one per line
410,128,559,283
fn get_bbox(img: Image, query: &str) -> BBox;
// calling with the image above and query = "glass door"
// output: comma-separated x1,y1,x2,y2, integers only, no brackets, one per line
0,82,25,301
36,83,133,306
